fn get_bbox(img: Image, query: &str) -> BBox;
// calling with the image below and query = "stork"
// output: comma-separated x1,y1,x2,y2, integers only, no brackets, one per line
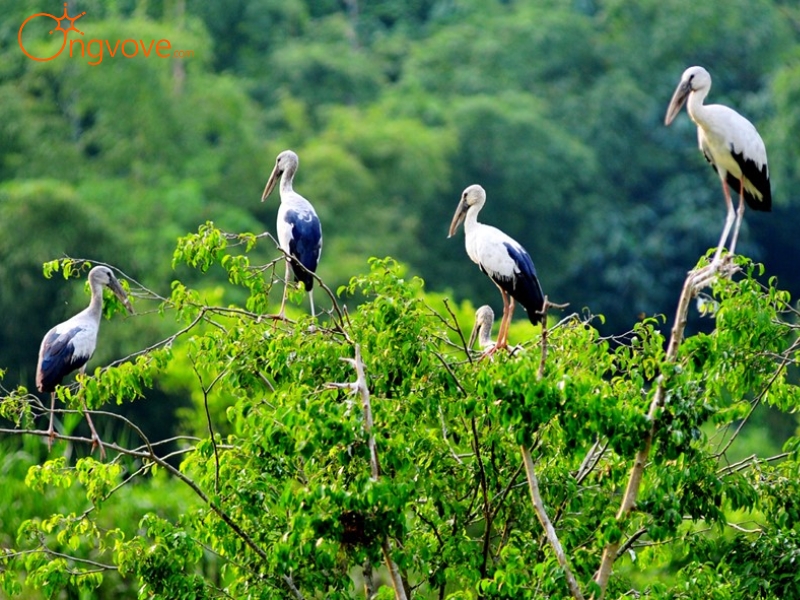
468,305,496,353
449,185,545,352
261,150,323,319
36,266,133,459
664,66,771,276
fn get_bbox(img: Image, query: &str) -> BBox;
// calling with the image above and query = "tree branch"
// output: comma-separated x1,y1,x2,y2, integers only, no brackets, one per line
327,345,406,600
520,297,585,600
593,272,696,598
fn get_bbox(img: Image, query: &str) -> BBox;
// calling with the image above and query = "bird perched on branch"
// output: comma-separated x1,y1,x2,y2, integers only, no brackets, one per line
664,66,771,275
449,184,544,353
261,150,323,318
36,266,133,459
469,305,496,352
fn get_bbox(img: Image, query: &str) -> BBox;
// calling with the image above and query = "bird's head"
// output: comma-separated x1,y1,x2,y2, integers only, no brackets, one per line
469,304,495,349
89,266,133,314
665,66,711,126
448,184,486,238
261,150,299,202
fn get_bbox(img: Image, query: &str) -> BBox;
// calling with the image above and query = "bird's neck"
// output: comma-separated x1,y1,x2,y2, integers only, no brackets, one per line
463,206,480,233
280,170,296,196
686,89,710,126
479,326,493,348
86,281,105,320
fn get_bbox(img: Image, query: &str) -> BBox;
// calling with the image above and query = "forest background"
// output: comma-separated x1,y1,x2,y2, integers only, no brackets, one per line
2,0,800,598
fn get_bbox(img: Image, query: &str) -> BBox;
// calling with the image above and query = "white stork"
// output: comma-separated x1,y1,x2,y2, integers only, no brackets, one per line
448,185,545,352
469,305,496,352
36,266,133,458
665,66,771,269
261,150,323,318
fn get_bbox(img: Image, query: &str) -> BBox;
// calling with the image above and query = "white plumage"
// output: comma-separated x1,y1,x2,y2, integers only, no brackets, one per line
665,66,771,266
262,150,323,318
469,305,496,351
36,266,132,458
449,185,544,353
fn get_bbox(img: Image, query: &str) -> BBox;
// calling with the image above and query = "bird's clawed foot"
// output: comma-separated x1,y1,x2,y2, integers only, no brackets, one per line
688,254,737,294
477,343,500,361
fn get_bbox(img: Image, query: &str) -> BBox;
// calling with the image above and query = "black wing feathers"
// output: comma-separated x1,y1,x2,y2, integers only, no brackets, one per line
285,209,322,291
37,327,88,393
489,244,545,325
729,147,771,212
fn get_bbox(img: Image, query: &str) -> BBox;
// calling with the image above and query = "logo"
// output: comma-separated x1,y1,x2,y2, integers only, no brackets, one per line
18,3,193,66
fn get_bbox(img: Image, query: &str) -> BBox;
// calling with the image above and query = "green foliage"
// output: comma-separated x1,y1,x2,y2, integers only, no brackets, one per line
3,219,800,599
2,0,800,598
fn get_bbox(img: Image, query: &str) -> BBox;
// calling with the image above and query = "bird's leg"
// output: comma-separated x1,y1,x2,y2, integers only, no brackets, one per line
711,179,736,265
727,178,747,258
502,297,516,350
494,289,512,351
277,260,290,320
47,391,56,450
82,407,106,461
691,179,737,292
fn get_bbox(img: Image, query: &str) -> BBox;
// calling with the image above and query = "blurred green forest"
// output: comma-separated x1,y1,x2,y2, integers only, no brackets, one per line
2,0,800,499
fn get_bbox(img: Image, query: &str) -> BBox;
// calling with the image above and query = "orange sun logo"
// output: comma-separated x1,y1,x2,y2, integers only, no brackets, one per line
18,3,86,62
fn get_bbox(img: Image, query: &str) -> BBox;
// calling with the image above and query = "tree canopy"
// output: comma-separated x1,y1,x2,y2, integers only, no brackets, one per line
1,0,800,598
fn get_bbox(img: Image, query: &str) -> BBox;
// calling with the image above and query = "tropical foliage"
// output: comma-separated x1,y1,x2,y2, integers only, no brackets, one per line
1,0,800,598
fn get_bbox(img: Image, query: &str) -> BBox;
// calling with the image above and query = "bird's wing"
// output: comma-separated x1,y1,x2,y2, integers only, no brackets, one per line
37,326,84,392
284,207,322,289
503,243,545,316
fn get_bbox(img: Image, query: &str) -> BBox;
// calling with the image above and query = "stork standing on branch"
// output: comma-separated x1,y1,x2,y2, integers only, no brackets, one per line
36,266,133,458
261,150,323,318
664,66,771,277
448,184,545,353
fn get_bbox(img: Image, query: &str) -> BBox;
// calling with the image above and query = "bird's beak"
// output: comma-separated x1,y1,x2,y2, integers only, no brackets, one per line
664,80,691,126
448,199,469,238
468,318,480,349
109,278,134,314
261,165,281,202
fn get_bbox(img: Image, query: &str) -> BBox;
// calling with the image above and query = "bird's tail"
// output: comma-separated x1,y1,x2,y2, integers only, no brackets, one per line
514,277,545,326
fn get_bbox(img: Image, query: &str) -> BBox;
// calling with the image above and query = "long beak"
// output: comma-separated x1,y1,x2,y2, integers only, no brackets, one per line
468,318,480,349
109,278,134,314
664,80,691,126
448,199,469,238
261,166,281,202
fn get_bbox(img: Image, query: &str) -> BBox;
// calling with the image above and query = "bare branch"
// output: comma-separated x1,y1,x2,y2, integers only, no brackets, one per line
519,298,585,600
521,446,585,600
593,272,696,598
327,345,406,600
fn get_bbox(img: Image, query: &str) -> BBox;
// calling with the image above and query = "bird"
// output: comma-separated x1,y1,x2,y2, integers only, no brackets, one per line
468,305,496,352
36,265,133,459
664,66,771,271
448,184,545,352
261,150,323,319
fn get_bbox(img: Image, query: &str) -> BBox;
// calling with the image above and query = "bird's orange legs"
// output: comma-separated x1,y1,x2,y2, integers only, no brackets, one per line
481,285,515,356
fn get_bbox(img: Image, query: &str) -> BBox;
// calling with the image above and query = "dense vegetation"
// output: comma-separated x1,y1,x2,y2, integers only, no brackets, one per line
1,0,800,598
